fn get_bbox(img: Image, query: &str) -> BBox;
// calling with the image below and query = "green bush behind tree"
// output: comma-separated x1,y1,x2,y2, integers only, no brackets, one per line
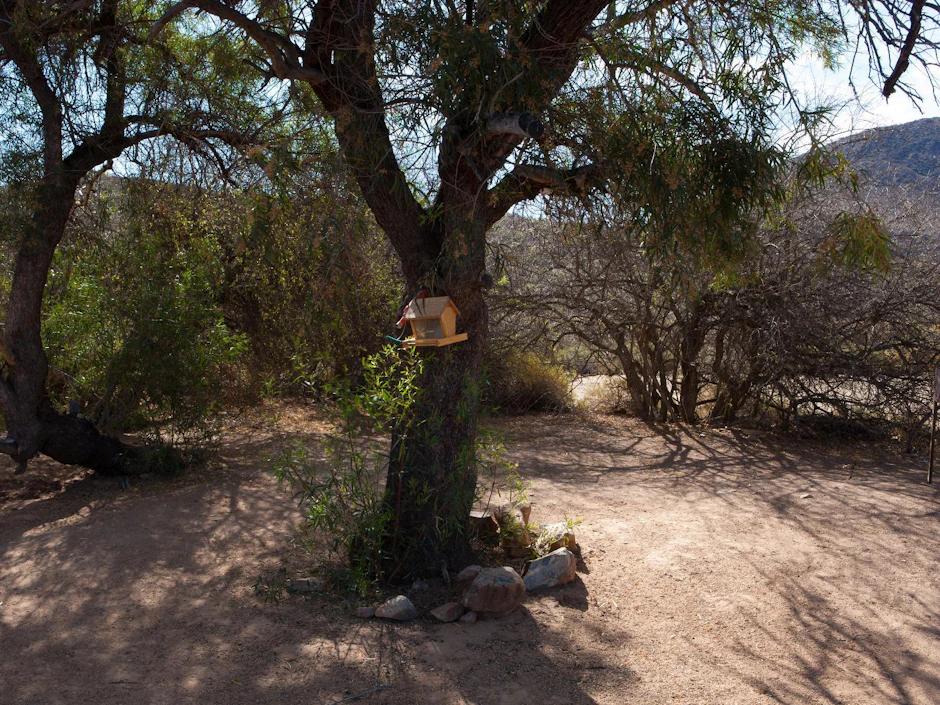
1,161,401,449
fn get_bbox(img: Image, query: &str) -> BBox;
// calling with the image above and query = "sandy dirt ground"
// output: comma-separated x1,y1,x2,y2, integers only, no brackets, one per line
1,405,938,705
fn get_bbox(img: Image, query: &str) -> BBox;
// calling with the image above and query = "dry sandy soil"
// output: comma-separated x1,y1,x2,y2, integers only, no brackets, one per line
1,405,938,705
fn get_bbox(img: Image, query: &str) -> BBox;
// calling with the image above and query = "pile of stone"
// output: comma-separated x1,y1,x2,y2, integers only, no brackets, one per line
475,501,578,562
358,504,581,624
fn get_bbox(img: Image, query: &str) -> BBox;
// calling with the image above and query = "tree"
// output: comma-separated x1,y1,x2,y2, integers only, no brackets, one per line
0,0,282,474
504,173,940,434
499,215,718,423
150,0,940,576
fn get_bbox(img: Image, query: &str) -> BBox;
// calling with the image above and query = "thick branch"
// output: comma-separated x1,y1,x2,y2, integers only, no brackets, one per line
883,0,926,97
99,0,128,146
480,0,609,171
147,0,198,43
0,10,63,170
486,163,604,226
151,0,327,82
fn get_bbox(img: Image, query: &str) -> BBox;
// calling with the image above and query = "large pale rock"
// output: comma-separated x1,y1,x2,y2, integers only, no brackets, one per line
430,602,465,623
523,548,577,591
538,522,577,553
456,564,482,595
470,509,500,538
461,567,526,614
375,595,417,621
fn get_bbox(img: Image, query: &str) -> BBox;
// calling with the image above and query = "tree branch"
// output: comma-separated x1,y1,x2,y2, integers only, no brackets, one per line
98,0,128,146
587,37,710,101
150,0,328,82
883,0,926,97
0,9,64,171
479,0,609,172
147,0,199,44
590,0,684,36
147,0,198,43
486,162,604,226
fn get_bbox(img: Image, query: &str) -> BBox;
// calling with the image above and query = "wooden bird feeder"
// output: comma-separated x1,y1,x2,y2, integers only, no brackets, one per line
400,296,468,348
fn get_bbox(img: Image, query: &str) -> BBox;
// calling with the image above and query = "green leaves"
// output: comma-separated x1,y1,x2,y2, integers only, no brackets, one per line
271,344,425,594
819,210,892,274
42,177,246,444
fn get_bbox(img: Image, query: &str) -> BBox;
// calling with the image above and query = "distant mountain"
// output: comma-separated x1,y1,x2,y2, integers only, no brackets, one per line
834,117,940,187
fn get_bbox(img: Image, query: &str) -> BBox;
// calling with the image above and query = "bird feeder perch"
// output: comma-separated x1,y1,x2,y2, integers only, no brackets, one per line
399,296,468,347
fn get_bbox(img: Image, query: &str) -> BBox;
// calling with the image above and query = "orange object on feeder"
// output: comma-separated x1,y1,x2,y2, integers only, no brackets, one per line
399,296,469,348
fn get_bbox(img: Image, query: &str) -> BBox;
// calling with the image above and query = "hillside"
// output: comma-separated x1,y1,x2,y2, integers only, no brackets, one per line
836,117,940,187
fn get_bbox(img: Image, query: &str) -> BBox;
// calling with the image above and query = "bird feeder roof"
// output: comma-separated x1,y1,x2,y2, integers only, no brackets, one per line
402,296,460,320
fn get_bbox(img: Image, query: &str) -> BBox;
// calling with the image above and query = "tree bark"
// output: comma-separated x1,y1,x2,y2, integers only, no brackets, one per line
383,275,487,580
678,298,708,423
1,178,139,475
379,201,490,579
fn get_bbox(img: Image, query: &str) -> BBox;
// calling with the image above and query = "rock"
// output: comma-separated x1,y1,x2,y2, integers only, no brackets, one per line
470,509,500,538
495,502,534,558
375,595,418,621
503,543,532,559
430,602,465,623
456,564,482,595
538,522,577,553
461,566,526,615
356,606,376,619
411,579,430,591
459,611,477,624
285,577,323,594
493,502,532,525
523,548,577,591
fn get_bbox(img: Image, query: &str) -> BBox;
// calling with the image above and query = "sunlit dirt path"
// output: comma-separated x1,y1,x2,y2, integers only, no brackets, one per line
2,407,938,704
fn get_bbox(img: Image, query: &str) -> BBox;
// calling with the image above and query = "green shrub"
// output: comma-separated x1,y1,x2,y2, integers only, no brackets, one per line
484,349,572,414
42,178,246,447
223,168,401,397
273,345,528,592
272,345,423,595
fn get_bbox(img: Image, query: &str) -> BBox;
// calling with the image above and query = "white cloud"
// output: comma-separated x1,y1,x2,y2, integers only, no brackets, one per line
788,51,940,138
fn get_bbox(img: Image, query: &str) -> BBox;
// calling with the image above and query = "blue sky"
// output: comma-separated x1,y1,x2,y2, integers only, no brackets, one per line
790,52,940,137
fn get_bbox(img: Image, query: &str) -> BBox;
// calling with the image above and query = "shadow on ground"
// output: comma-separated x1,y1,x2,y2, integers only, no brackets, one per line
1,408,938,704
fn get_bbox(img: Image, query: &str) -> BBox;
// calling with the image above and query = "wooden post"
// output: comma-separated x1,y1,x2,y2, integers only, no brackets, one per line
929,366,939,484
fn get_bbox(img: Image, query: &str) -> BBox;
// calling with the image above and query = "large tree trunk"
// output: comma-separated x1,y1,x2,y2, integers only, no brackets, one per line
380,213,489,580
1,179,138,475
382,298,486,581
